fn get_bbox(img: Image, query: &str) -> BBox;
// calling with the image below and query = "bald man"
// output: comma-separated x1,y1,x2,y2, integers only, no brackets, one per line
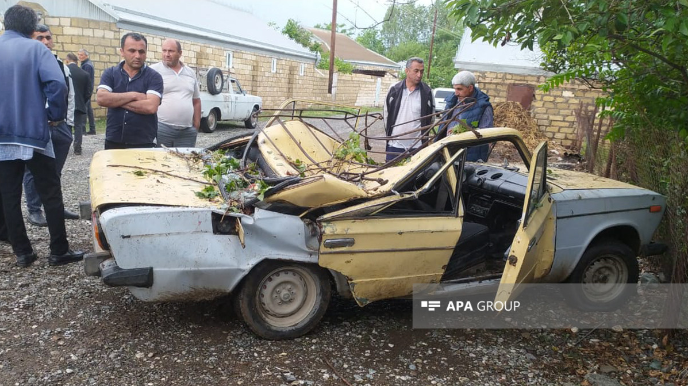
150,38,201,147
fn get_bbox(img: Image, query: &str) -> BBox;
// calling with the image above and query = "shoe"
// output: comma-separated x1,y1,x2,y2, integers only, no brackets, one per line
48,250,84,266
64,209,80,220
74,147,82,155
16,252,38,268
28,212,48,227
85,131,97,135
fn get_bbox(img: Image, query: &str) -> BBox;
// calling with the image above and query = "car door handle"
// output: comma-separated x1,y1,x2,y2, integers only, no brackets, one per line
324,238,355,248
527,237,537,252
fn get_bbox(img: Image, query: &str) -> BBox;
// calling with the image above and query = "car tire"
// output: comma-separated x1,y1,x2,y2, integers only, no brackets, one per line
565,240,639,311
235,260,331,340
244,106,259,129
207,67,224,95
200,109,218,133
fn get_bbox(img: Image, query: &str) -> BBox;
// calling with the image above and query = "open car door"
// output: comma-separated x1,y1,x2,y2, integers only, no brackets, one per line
318,149,465,306
495,141,556,304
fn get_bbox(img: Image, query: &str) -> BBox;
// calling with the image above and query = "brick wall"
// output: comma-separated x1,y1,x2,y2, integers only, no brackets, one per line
473,71,604,148
41,16,397,119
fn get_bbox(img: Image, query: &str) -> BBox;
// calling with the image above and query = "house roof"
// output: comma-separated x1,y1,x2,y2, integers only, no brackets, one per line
90,0,317,62
454,28,551,76
308,28,398,70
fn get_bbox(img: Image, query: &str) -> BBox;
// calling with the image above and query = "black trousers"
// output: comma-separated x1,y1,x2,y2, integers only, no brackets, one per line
0,153,68,256
105,139,156,150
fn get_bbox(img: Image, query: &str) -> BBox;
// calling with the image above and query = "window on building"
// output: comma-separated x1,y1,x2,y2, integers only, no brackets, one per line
226,51,233,69
299,63,306,76
271,58,277,73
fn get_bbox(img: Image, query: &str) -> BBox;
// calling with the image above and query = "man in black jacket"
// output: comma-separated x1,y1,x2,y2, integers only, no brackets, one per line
78,48,97,135
65,53,92,155
383,57,434,162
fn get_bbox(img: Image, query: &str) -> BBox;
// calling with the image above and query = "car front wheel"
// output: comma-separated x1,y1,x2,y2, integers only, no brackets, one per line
566,240,639,311
235,261,331,340
200,109,218,133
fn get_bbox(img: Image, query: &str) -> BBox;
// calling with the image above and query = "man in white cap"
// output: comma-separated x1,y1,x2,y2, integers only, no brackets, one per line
437,71,494,161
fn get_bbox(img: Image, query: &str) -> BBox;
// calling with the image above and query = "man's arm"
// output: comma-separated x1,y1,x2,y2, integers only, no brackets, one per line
478,106,494,129
39,48,67,122
192,98,201,130
120,93,161,115
97,88,145,108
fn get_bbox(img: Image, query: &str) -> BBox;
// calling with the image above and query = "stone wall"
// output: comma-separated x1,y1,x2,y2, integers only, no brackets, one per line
41,16,397,119
473,71,604,148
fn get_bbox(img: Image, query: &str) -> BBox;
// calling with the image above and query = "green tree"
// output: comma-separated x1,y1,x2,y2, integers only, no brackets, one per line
356,28,385,55
282,19,322,54
447,0,688,139
313,22,355,37
380,3,433,49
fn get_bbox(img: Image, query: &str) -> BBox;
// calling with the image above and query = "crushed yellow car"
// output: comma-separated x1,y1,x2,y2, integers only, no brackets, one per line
84,99,667,340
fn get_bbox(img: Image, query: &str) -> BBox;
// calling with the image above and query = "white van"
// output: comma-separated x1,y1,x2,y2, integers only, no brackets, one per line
432,88,454,112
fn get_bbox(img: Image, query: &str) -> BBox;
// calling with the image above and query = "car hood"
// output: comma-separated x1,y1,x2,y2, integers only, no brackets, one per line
89,149,222,210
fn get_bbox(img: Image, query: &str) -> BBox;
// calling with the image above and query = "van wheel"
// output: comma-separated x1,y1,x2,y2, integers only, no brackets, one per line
235,261,331,340
207,68,224,95
244,106,259,129
566,241,639,311
200,109,218,133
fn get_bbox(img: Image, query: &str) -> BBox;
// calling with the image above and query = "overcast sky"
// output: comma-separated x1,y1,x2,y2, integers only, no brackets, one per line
219,0,433,33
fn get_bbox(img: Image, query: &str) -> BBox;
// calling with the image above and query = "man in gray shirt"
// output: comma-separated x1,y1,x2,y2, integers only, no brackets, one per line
150,39,201,147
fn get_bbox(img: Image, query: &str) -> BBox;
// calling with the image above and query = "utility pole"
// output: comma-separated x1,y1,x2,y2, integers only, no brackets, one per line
427,7,438,82
328,0,337,94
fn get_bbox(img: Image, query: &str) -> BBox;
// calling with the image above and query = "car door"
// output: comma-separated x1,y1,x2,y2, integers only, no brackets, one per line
317,149,465,306
495,141,556,304
223,79,236,119
231,79,251,119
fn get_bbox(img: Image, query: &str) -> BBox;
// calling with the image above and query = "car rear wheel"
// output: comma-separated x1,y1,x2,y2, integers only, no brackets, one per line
566,241,639,311
200,109,218,133
235,260,331,340
244,106,259,129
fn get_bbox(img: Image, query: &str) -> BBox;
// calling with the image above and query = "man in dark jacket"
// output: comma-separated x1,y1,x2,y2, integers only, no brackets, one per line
0,5,83,267
383,57,434,162
65,53,92,155
78,48,97,135
436,71,494,161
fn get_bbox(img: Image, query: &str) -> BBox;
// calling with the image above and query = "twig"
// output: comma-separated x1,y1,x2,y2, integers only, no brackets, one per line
573,320,606,346
323,357,354,386
107,164,211,185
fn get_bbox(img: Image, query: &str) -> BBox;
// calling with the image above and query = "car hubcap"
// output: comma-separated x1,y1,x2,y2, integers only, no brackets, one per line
258,267,317,327
581,256,628,303
208,112,216,129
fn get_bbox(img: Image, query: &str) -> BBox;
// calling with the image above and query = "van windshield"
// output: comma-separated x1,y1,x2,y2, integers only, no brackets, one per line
435,90,454,99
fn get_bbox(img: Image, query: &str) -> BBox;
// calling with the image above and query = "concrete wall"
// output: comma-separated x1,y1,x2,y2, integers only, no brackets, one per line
472,71,604,148
40,16,397,119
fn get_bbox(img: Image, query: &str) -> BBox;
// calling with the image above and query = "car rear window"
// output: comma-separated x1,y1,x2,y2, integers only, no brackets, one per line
435,90,454,99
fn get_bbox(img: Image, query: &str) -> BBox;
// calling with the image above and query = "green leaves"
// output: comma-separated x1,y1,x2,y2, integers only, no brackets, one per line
334,132,375,164
447,0,688,141
195,185,219,199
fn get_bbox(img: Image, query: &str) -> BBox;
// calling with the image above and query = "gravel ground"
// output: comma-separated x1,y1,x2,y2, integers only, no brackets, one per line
0,121,686,386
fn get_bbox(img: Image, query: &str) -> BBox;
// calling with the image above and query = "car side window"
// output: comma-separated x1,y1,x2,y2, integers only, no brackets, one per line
524,144,547,225
229,80,238,94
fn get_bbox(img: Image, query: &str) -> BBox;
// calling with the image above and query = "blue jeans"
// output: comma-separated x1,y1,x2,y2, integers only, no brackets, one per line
24,122,72,214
